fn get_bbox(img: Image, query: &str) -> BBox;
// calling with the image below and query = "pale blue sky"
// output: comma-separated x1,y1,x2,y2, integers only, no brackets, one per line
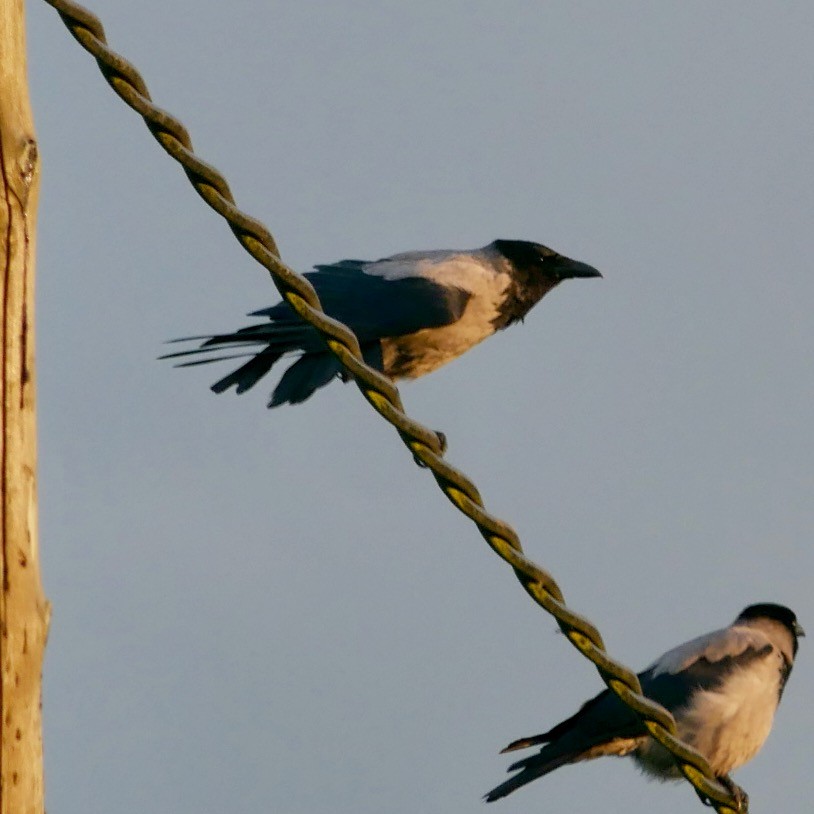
28,2,813,812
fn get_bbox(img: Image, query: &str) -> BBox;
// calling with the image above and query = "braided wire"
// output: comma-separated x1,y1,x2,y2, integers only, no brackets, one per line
43,2,744,810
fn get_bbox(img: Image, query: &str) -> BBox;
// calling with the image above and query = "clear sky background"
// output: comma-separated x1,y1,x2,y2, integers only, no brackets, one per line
27,2,813,812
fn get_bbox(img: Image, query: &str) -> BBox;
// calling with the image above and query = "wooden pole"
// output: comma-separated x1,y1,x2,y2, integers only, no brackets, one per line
0,2,48,813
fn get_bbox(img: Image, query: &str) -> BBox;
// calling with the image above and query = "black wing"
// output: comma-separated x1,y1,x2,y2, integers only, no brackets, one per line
641,640,774,712
249,261,471,341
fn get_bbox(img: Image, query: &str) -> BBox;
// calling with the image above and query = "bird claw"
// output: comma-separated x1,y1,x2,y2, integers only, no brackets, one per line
719,776,749,812
413,431,447,468
434,431,447,454
698,776,748,812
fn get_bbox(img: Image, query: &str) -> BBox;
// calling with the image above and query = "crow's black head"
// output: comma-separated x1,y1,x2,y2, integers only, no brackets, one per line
738,603,804,643
492,239,602,282
488,240,601,330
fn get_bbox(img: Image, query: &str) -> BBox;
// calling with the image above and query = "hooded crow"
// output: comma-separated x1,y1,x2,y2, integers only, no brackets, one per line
163,240,601,407
485,603,803,807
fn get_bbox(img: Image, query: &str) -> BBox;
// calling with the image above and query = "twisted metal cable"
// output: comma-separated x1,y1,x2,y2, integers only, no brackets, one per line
43,1,743,810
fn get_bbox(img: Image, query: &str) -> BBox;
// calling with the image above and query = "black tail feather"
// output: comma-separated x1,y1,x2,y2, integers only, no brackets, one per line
174,353,256,367
160,346,260,362
484,749,576,802
500,732,552,754
212,347,286,394
269,353,341,407
202,323,313,348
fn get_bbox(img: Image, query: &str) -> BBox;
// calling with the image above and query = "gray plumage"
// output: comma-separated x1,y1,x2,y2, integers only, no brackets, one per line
163,239,601,407
485,603,803,805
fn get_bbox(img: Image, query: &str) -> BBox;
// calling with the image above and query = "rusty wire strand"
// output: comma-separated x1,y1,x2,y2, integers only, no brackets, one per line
43,1,744,810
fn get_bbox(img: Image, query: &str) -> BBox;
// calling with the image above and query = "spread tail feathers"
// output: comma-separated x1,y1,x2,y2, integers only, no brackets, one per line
486,710,644,802
161,319,334,406
164,317,387,407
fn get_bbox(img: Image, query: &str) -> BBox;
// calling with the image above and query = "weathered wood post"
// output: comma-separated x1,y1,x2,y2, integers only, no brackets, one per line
0,2,49,813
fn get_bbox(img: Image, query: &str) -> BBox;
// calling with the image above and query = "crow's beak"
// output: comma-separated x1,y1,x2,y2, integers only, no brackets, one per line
794,621,806,638
559,258,603,280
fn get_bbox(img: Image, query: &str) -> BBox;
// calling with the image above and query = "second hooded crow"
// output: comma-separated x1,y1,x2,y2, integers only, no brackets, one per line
485,603,803,807
164,239,601,407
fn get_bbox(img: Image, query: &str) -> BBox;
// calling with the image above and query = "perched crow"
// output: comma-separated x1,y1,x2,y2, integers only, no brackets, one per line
164,239,601,407
485,603,803,807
